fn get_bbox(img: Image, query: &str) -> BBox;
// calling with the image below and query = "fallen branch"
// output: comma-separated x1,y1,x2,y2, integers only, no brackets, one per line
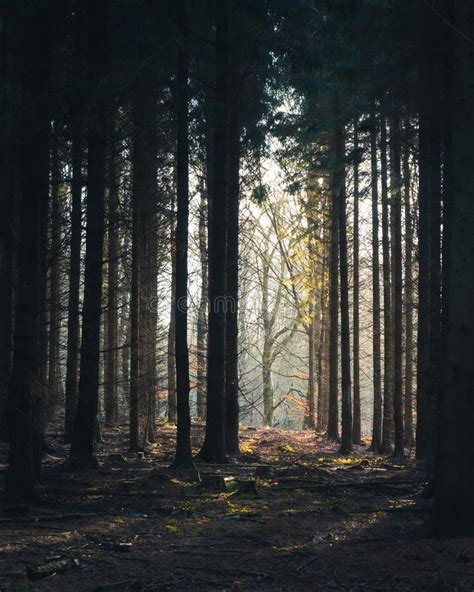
0,511,96,525
274,479,425,491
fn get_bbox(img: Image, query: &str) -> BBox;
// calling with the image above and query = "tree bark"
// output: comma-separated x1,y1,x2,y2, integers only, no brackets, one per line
46,128,63,426
69,0,108,469
327,152,339,442
224,98,240,455
427,88,442,473
64,4,84,440
105,118,119,425
6,3,51,493
196,184,208,420
0,12,15,443
389,114,404,457
304,318,316,429
335,115,352,455
352,122,361,445
199,0,230,463
167,230,177,423
380,115,394,454
369,110,382,452
415,1,434,462
402,128,414,450
171,0,194,469
432,0,474,535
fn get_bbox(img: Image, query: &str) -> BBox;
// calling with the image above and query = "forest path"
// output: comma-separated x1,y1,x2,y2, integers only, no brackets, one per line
1,424,474,591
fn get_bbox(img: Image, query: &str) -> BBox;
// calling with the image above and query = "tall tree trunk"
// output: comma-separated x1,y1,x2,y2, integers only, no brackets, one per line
46,128,62,426
167,225,177,423
427,95,442,473
316,247,329,432
327,154,339,442
171,0,194,469
145,205,158,443
64,112,83,441
316,307,328,432
64,5,84,440
224,100,240,455
415,2,433,461
316,213,329,433
6,3,50,493
69,0,108,469
352,122,361,445
121,306,131,408
369,110,382,452
0,12,15,442
335,115,352,455
139,97,158,444
380,115,394,454
304,319,316,429
199,0,230,463
402,129,414,450
105,119,119,425
129,161,141,448
262,356,274,427
432,0,474,535
437,0,454,477
389,114,404,457
196,184,208,420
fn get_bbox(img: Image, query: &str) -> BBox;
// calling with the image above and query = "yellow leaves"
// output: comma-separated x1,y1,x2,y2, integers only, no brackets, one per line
277,443,297,455
165,518,179,533
226,500,253,514
332,457,357,465
240,443,254,455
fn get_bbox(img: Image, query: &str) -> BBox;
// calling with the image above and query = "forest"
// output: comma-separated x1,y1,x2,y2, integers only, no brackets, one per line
1,0,474,590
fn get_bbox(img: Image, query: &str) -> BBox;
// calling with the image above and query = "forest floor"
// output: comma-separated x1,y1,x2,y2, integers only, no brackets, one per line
1,423,474,592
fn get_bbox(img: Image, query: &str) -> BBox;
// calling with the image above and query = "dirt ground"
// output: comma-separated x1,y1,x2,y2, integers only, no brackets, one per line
1,423,473,591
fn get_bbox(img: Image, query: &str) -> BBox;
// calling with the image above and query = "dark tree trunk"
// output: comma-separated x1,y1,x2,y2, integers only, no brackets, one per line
171,0,194,469
6,3,50,493
432,0,474,535
335,116,352,455
327,155,339,442
415,1,434,462
304,318,316,429
145,200,158,443
380,115,394,454
316,250,329,433
369,110,382,452
167,230,177,424
389,114,404,457
46,129,62,426
64,5,84,440
437,0,454,477
196,184,208,420
224,102,240,455
427,101,442,473
199,0,230,463
402,128,414,450
129,53,158,449
352,122,361,445
105,118,119,425
64,108,83,442
0,12,15,443
121,307,131,407
69,0,108,469
129,148,141,449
